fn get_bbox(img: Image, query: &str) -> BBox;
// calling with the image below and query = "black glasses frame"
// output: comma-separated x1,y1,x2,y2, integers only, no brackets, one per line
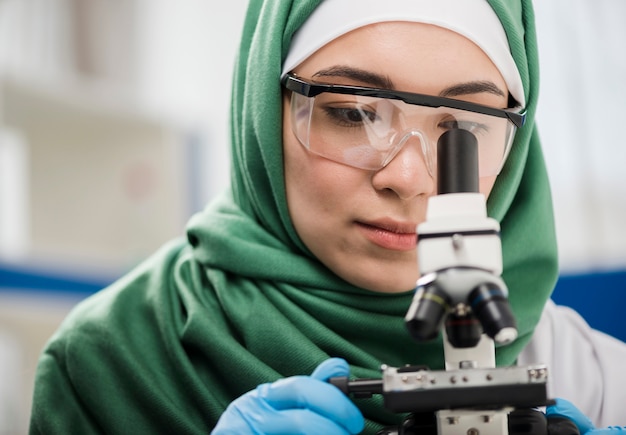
282,73,526,129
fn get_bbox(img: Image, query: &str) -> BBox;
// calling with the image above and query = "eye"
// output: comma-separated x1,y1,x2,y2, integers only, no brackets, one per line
439,119,489,135
323,105,379,127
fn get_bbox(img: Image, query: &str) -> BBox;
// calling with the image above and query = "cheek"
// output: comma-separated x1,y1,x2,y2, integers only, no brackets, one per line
283,98,353,214
283,130,348,216
283,111,333,230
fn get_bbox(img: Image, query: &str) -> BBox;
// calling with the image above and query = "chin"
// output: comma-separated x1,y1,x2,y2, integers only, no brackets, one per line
327,254,420,293
370,280,418,294
355,271,419,294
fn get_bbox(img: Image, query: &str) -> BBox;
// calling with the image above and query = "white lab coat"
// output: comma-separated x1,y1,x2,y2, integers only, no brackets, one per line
518,299,626,426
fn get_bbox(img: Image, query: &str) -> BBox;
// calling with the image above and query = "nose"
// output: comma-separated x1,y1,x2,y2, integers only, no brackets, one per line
371,134,435,200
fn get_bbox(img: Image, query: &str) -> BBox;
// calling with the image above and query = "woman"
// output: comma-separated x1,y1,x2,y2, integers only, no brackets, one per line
30,0,626,434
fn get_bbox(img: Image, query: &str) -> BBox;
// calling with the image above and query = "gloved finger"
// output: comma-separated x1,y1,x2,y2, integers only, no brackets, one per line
310,357,350,381
227,393,357,435
546,398,595,434
255,407,360,435
258,376,364,434
586,428,626,434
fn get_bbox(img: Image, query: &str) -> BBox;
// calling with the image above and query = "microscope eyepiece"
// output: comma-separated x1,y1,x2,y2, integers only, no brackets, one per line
437,128,479,194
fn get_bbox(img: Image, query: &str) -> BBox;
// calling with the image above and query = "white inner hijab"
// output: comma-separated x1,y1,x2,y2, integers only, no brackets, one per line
282,0,525,106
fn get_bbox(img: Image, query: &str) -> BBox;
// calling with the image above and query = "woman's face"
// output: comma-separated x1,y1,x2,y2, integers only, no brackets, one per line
283,22,509,293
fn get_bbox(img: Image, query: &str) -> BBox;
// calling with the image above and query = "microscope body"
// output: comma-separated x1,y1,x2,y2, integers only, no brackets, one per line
399,189,548,435
417,192,502,278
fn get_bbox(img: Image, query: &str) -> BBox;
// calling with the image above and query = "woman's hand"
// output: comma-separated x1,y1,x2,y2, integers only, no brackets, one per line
547,398,625,434
211,358,364,434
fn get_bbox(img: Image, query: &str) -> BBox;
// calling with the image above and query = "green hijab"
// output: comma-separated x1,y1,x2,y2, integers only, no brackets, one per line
30,1,557,434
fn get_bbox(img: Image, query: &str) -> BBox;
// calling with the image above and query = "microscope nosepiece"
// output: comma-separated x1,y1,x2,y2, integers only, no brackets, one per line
469,283,518,345
494,327,518,345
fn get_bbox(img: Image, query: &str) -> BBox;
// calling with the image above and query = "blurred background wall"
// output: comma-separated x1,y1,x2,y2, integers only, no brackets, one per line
0,1,624,433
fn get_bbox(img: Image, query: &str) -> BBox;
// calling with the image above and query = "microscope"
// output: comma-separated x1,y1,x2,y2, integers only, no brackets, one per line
331,129,578,434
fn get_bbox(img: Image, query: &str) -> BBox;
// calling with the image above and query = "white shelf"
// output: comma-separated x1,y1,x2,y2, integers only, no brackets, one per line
0,75,196,275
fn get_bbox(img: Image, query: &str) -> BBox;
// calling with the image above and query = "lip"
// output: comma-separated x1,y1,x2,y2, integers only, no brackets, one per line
356,218,418,251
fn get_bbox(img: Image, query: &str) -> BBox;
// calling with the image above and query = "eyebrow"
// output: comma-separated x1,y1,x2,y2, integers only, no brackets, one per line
311,65,506,98
439,81,506,98
312,66,394,89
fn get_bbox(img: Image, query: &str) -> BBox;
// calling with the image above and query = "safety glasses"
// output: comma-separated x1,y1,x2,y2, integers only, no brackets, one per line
282,73,525,177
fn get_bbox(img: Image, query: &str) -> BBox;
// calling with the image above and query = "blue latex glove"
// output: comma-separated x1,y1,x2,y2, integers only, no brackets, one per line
211,358,365,434
546,398,625,434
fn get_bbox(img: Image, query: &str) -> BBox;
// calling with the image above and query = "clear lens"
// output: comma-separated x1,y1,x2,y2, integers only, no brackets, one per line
290,91,517,177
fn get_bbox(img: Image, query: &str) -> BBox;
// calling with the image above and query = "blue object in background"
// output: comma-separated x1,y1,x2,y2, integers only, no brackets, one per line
552,269,626,343
0,263,113,297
